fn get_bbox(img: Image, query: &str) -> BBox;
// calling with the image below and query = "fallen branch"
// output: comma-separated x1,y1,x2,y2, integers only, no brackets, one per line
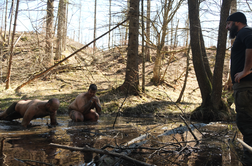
157,123,207,137
50,143,155,166
237,138,252,153
15,18,129,92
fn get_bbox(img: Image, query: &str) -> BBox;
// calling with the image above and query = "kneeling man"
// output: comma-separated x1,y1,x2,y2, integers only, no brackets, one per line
0,98,59,128
68,84,101,122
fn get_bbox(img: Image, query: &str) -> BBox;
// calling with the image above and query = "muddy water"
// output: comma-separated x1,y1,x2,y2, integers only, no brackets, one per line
0,115,245,166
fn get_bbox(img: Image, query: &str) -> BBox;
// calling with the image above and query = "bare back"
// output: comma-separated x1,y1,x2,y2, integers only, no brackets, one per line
15,99,48,118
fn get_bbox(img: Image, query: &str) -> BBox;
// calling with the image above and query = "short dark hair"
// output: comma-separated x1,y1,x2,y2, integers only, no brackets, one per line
89,84,97,91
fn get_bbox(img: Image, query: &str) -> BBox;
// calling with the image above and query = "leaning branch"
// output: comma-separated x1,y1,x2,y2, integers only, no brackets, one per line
15,18,129,92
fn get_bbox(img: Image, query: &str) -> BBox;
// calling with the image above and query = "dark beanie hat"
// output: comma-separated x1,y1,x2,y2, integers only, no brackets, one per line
226,12,247,24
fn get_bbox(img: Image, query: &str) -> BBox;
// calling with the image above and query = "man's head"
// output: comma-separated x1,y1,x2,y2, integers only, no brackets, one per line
46,98,60,113
226,12,247,25
88,84,97,97
226,12,247,39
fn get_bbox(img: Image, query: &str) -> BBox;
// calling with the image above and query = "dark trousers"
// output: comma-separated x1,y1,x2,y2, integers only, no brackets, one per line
234,83,252,166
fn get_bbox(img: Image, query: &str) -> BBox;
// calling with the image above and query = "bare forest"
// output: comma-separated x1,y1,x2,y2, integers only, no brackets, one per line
0,0,252,165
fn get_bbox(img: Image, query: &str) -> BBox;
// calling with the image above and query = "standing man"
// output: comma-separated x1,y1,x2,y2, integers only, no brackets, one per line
68,84,101,122
226,12,252,165
0,98,59,128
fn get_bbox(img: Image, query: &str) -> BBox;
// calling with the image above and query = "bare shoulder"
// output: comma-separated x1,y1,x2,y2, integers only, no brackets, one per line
78,92,88,98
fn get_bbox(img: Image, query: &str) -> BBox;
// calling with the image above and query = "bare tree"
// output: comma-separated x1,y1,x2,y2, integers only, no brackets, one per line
211,0,233,110
55,0,67,60
151,0,184,85
118,0,139,95
108,0,111,49
93,0,97,53
145,0,151,62
7,0,14,46
45,0,54,68
188,0,234,121
78,2,81,42
62,0,67,52
224,0,236,91
6,0,19,89
141,0,145,92
3,0,8,41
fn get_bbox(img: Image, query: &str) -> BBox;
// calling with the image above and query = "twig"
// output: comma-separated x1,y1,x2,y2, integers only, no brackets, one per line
14,32,24,47
113,83,130,129
50,143,156,166
179,115,199,145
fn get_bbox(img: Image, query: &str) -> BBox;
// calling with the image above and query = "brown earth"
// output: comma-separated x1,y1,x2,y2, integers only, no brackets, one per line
0,32,232,118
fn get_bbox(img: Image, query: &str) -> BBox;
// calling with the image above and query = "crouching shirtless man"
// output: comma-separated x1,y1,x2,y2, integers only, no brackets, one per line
68,84,101,122
0,98,59,128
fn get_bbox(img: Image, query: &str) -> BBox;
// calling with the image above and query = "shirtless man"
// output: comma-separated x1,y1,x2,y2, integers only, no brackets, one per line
0,98,59,128
68,84,101,122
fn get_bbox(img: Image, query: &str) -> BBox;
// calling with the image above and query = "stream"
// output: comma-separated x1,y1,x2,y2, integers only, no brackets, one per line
0,115,245,166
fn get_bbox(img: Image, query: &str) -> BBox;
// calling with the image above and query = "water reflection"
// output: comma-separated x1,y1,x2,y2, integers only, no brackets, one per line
0,116,246,166
67,122,96,164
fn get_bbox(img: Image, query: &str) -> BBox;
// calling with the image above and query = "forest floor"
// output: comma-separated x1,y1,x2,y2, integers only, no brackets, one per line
0,32,233,119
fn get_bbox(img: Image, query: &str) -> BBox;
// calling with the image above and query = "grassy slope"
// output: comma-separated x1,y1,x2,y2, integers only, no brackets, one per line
0,32,232,117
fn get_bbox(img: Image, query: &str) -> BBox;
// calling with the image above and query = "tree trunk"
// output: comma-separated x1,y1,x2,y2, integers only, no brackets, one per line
141,0,145,92
7,0,14,46
78,3,81,42
119,0,139,95
188,0,212,106
189,0,234,122
45,0,54,68
145,0,151,62
224,0,236,91
211,0,232,110
200,28,212,82
55,0,64,61
176,45,190,103
3,0,8,41
62,0,67,52
6,0,19,89
93,0,97,53
108,0,111,49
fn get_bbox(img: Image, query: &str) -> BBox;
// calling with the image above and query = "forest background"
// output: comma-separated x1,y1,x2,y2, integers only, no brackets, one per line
0,0,252,121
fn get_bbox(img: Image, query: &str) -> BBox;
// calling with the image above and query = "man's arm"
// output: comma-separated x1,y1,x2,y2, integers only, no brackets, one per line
49,111,58,126
234,49,252,83
80,99,95,115
94,98,102,114
21,108,35,128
